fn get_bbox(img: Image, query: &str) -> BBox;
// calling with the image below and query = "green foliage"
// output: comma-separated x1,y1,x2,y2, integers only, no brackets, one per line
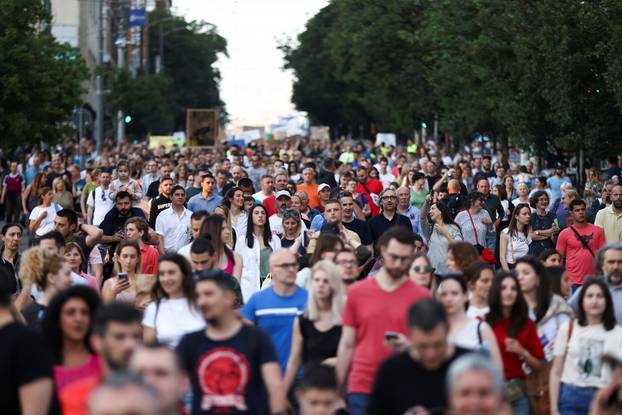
0,0,88,151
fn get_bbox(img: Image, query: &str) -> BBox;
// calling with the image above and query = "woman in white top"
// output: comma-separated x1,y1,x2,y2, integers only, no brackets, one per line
499,203,532,271
28,187,62,236
438,274,503,370
464,261,494,320
420,195,463,275
224,187,248,238
550,278,622,415
511,182,531,209
142,253,205,347
234,204,281,302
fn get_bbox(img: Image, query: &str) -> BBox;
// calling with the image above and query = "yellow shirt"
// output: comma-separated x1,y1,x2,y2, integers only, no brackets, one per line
594,205,622,243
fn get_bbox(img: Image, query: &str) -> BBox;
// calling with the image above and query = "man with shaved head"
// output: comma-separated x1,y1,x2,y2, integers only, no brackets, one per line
241,249,308,372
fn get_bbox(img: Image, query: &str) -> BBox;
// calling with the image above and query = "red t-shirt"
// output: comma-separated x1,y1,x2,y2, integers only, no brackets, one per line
491,318,544,380
141,243,159,275
356,179,383,217
342,277,430,394
556,224,605,285
263,194,277,217
297,183,320,209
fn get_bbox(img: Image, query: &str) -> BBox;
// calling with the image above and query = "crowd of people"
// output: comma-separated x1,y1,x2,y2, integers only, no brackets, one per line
1,136,622,415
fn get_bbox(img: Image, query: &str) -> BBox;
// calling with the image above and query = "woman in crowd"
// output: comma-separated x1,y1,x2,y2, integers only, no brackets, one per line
41,285,101,395
124,217,159,275
0,223,22,296
438,274,503,369
409,172,429,209
511,182,531,208
280,208,305,256
409,252,436,292
455,191,492,247
52,177,74,210
347,178,371,218
486,272,544,415
213,204,236,248
224,186,248,238
504,175,516,200
539,248,563,268
20,247,73,330
545,266,570,299
464,261,494,320
584,167,603,207
101,240,141,304
174,163,189,188
515,256,573,412
283,260,344,393
142,253,205,347
63,242,99,292
22,171,46,217
420,196,463,275
288,162,301,183
499,203,532,271
446,241,480,273
297,234,344,288
235,204,281,302
29,187,61,237
529,190,558,258
492,185,514,230
550,278,622,415
286,180,298,197
201,215,242,281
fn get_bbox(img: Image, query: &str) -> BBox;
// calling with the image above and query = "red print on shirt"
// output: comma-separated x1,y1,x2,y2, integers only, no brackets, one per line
197,347,250,412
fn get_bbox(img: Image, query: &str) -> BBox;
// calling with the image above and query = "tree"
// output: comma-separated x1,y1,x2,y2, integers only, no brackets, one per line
0,0,88,151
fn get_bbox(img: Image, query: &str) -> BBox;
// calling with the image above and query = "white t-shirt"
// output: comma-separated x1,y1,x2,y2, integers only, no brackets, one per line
142,298,205,347
29,204,62,236
155,207,192,253
449,318,492,352
86,187,114,226
553,320,622,388
502,228,531,265
252,191,270,203
268,214,308,237
467,305,489,320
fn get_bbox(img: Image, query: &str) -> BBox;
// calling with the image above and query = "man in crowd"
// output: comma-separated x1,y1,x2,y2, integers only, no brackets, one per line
334,248,362,288
100,191,145,248
188,173,222,214
247,154,267,191
268,190,298,236
54,208,103,260
298,167,321,209
87,372,162,415
148,176,173,229
214,168,230,196
547,162,572,203
253,175,275,203
141,160,160,194
339,192,373,253
178,210,209,258
156,185,192,254
556,199,606,291
145,164,172,199
396,186,421,235
264,171,289,216
295,190,321,228
476,178,504,250
355,167,381,216
369,299,470,414
590,181,613,222
318,158,338,189
242,249,308,373
177,269,287,414
368,188,412,246
308,199,361,254
336,227,430,415
86,168,114,226
189,237,216,271
595,184,622,243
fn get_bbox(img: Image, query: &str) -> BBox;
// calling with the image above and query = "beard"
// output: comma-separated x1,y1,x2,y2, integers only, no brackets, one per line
607,271,622,286
385,264,409,280
614,200,622,209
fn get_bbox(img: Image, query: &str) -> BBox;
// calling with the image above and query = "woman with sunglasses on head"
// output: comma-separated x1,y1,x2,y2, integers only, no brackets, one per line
142,253,205,347
409,252,436,292
515,256,573,413
550,278,622,415
487,272,544,415
41,285,101,395
438,274,503,369
283,260,344,393
280,208,306,256
420,193,463,275
464,261,495,320
499,203,533,272
200,215,242,282
529,190,559,258
235,204,281,302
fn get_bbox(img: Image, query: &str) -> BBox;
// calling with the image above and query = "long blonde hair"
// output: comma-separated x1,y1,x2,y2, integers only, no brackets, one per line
19,246,65,290
304,260,344,325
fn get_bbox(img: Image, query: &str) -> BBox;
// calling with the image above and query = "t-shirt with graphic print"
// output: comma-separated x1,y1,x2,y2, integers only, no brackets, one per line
176,324,277,414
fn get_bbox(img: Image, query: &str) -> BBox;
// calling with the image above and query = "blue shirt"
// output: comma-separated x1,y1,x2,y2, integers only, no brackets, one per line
187,192,222,213
397,205,421,235
547,175,571,201
241,286,308,372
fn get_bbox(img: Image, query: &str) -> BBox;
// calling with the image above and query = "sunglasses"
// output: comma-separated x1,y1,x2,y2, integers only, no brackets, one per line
412,265,434,273
282,209,300,218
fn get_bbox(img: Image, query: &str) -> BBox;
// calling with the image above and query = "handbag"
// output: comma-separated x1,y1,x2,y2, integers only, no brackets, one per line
504,378,528,403
467,210,496,264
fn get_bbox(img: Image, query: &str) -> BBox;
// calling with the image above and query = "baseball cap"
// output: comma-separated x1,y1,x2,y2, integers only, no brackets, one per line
275,190,291,199
318,183,331,193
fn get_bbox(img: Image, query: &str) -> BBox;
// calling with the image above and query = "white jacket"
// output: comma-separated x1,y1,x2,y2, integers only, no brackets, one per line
235,234,281,302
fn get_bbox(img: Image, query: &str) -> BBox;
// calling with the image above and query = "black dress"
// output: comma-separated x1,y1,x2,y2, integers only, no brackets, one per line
298,316,342,366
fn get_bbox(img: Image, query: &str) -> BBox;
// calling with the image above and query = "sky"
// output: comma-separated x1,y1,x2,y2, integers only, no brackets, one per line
173,0,328,130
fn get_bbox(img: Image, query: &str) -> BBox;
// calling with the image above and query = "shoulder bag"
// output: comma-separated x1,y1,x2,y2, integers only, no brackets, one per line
568,226,595,257
467,210,496,264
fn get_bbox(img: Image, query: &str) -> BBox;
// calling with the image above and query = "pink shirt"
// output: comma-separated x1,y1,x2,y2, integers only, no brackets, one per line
342,277,430,394
556,223,605,285
54,354,102,394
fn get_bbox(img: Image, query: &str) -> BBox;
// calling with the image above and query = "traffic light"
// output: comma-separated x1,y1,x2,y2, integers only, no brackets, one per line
124,115,132,124
421,122,428,129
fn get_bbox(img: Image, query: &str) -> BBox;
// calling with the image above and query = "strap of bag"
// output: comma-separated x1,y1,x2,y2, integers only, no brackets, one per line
564,319,574,360
508,231,516,264
477,319,483,346
467,209,481,246
569,226,595,257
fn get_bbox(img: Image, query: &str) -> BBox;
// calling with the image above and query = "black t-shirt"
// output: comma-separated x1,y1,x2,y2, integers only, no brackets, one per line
146,180,160,199
0,256,19,295
367,213,413,245
100,208,146,236
298,316,341,365
149,195,172,229
369,346,470,415
343,217,373,246
0,322,53,415
22,302,46,331
176,324,277,415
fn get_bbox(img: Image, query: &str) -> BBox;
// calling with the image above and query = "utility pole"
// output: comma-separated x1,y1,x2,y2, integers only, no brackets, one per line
116,38,127,145
95,0,104,153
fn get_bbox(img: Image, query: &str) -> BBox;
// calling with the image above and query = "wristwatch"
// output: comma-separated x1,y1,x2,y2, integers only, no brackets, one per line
535,230,540,236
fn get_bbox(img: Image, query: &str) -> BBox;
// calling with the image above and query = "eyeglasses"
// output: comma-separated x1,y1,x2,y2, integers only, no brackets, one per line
273,262,298,269
381,195,397,201
282,209,300,219
413,265,434,273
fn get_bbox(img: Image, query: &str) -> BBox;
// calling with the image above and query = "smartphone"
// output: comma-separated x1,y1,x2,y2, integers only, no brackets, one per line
384,331,399,341
118,272,128,282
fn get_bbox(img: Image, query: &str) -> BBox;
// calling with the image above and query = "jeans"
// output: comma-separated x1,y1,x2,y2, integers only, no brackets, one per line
347,393,370,415
486,231,497,251
510,395,531,415
559,383,597,415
